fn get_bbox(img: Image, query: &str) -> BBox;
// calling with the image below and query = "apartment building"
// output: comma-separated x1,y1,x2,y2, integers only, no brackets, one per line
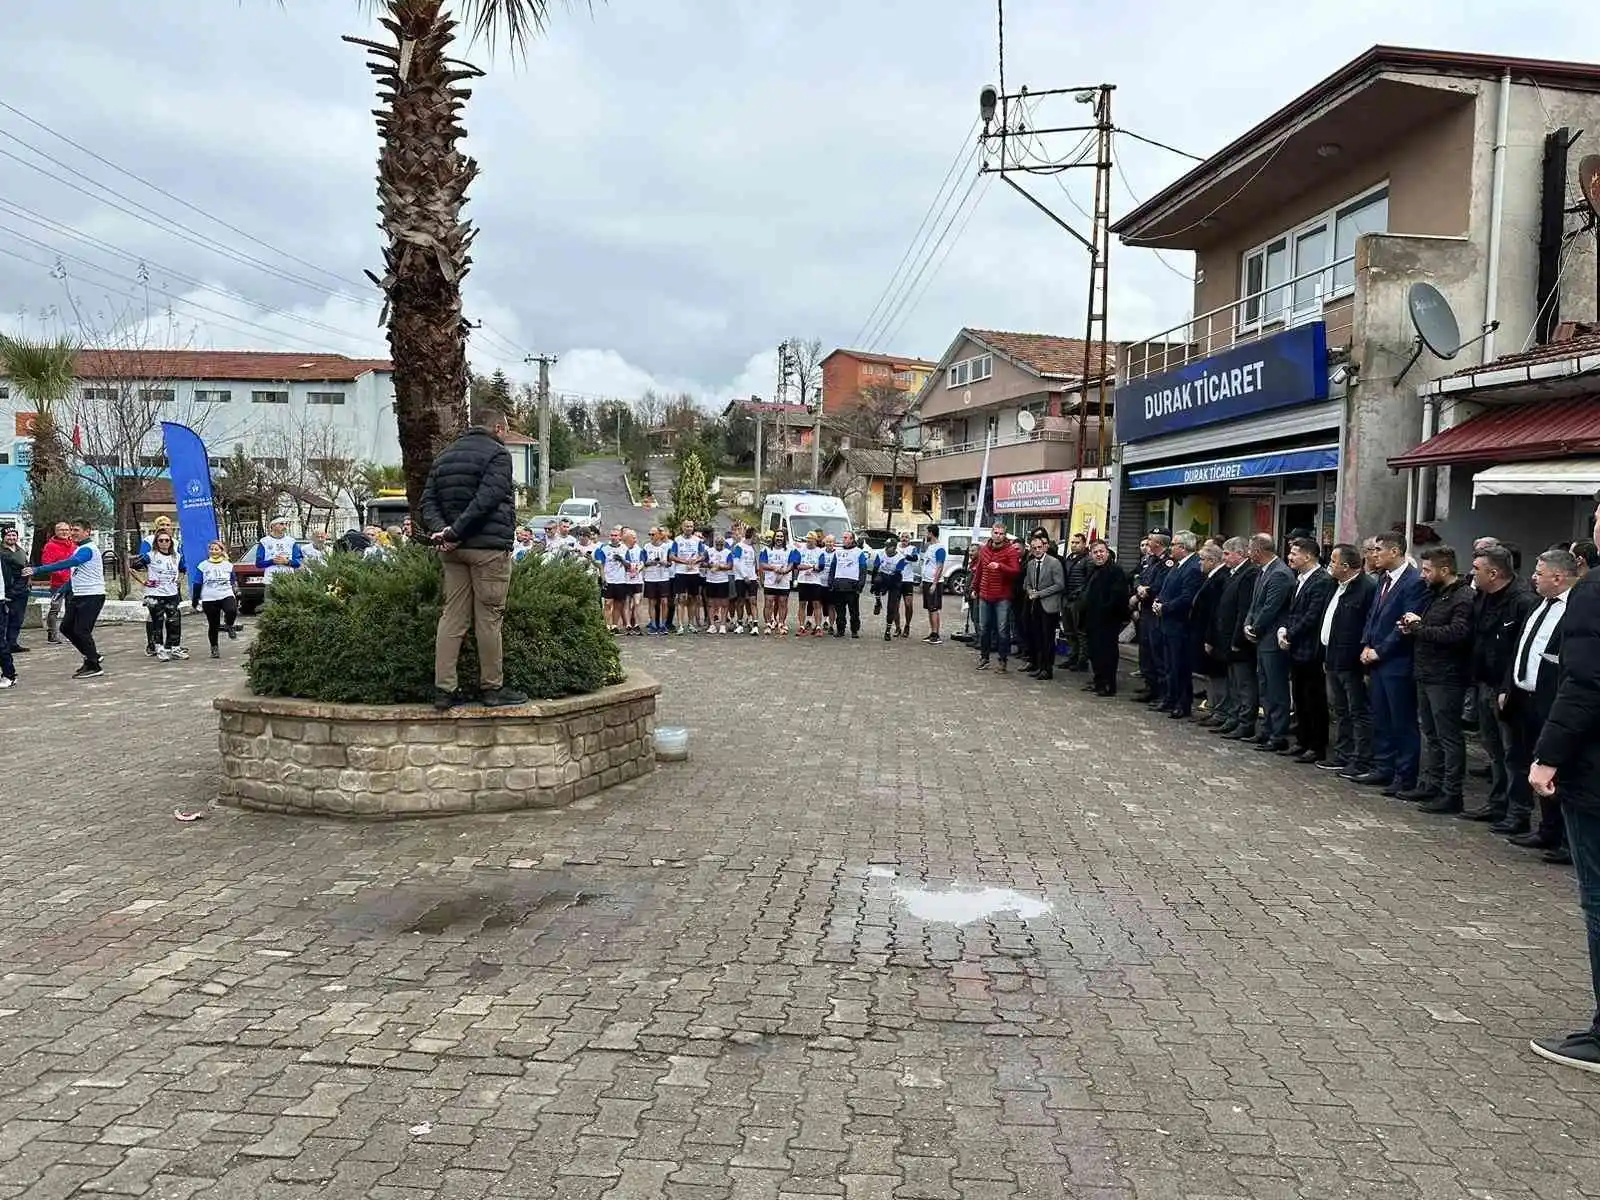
907,328,1111,537
819,348,937,416
0,349,397,528
1110,46,1600,559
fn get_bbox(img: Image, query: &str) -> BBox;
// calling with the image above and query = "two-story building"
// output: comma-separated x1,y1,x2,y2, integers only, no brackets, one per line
908,329,1112,537
0,349,398,531
1110,46,1600,560
820,348,937,416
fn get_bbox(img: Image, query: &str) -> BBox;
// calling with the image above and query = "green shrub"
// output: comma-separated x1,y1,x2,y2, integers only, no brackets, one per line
245,545,623,704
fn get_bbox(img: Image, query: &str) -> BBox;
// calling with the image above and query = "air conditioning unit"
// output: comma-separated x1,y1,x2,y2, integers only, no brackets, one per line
964,489,980,508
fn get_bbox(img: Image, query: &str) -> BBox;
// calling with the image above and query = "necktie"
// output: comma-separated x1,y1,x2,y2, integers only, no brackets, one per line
1516,599,1555,685
1377,572,1393,609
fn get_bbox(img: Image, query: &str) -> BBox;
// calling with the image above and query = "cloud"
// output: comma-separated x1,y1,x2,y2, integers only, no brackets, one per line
1,0,1595,403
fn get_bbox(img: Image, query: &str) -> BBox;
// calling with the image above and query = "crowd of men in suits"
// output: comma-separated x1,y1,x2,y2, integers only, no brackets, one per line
1112,504,1600,1075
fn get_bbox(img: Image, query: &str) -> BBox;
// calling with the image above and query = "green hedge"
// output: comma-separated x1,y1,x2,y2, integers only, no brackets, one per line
245,546,623,704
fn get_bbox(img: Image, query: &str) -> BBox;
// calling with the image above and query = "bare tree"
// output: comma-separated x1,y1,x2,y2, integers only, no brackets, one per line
826,382,908,448
634,388,666,431
786,337,824,413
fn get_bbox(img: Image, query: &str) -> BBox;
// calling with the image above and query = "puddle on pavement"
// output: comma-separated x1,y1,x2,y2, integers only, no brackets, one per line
870,867,1052,925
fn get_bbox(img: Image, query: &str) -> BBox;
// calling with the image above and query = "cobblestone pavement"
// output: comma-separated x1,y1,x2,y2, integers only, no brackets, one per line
3,622,1600,1199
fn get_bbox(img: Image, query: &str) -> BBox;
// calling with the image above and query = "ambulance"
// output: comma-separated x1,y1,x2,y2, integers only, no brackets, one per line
759,491,852,543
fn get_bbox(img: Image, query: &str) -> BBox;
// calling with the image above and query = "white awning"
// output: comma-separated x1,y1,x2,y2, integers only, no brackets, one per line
1472,459,1600,505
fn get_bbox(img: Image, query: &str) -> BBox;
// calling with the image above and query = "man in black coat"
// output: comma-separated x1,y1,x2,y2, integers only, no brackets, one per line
1278,536,1336,764
1244,532,1296,751
1191,544,1231,726
1060,533,1091,670
1527,497,1600,1075
1397,544,1475,813
1081,540,1130,697
1322,544,1378,778
1214,538,1260,740
421,402,525,709
1467,544,1536,824
1132,533,1171,703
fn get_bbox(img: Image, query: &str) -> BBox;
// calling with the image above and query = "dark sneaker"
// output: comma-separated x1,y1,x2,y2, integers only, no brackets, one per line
72,664,104,679
210,647,221,659
226,625,239,640
481,687,529,708
1531,1032,1600,1074
432,688,461,711
927,634,943,645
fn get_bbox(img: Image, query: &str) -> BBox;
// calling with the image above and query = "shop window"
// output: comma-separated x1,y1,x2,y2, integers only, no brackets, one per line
914,487,935,512
1238,184,1387,330
883,483,905,511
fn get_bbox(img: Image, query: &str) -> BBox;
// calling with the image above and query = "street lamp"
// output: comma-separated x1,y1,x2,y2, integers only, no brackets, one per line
979,84,998,127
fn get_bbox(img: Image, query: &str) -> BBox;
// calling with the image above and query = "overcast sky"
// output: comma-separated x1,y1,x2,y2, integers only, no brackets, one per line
1,0,1594,406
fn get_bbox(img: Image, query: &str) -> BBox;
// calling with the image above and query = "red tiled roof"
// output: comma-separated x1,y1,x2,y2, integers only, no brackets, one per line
1388,397,1600,468
966,330,1117,380
72,349,393,382
500,431,539,445
1438,324,1600,380
821,348,939,369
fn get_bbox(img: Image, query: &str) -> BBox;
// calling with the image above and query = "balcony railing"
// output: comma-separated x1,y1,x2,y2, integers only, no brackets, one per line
1123,253,1356,387
918,427,1075,460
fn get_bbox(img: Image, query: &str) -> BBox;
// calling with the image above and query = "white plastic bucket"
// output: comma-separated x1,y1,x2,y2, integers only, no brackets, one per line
653,726,689,761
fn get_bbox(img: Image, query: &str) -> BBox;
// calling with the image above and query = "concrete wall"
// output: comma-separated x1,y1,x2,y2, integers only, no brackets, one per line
1345,233,1482,541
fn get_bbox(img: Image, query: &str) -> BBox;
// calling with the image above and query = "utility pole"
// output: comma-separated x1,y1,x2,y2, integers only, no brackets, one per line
752,400,764,500
978,79,1116,477
524,353,557,509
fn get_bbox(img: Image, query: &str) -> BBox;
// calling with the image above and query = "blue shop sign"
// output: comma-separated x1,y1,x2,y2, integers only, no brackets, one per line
1115,322,1329,443
1127,444,1339,491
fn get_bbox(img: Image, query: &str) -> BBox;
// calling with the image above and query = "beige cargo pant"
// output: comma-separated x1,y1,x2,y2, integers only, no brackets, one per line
434,547,511,692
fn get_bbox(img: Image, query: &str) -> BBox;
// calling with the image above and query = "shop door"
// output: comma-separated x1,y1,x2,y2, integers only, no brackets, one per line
1280,503,1318,544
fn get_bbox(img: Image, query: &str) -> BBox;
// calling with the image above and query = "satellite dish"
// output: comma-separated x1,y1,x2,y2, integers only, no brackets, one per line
962,389,973,407
1016,409,1037,434
1581,155,1600,221
1407,282,1462,360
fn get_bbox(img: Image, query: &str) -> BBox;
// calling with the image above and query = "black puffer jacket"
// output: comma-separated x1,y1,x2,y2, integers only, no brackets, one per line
421,427,516,551
1063,549,1092,601
1409,576,1475,686
1472,578,1536,686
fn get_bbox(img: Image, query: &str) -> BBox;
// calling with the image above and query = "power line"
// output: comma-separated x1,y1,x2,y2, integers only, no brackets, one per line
869,171,984,354
0,104,530,359
877,177,991,352
1114,127,1203,161
1105,136,1193,282
851,120,980,348
0,201,382,349
0,243,332,356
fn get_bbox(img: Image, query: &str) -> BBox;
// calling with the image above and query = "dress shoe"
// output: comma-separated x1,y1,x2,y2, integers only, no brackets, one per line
1509,831,1557,849
1222,727,1255,741
1315,758,1347,772
1035,672,1054,682
1167,709,1190,719
1292,748,1320,763
1194,714,1216,727
1490,818,1530,836
1419,795,1464,815
1395,786,1439,803
1254,739,1290,753
1543,847,1574,865
1381,782,1406,798
1348,771,1393,787
1467,763,1492,779
1213,721,1238,735
1459,806,1504,823
1129,691,1154,703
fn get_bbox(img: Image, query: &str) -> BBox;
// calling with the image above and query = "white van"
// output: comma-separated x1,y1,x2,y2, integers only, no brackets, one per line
760,492,852,542
557,497,602,528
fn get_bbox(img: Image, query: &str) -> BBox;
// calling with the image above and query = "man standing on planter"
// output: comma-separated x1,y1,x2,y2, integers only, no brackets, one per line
422,402,527,711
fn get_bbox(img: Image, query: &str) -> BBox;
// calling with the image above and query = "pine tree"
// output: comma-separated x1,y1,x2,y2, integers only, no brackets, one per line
671,451,714,530
489,369,512,409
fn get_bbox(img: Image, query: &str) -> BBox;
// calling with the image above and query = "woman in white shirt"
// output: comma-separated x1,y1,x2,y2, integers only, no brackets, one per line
191,540,241,659
142,530,189,662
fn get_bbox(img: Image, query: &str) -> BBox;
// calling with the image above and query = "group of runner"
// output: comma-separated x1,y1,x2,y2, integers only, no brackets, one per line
579,519,951,642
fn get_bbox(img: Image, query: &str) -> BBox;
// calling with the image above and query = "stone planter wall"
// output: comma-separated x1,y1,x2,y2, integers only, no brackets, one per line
215,673,660,818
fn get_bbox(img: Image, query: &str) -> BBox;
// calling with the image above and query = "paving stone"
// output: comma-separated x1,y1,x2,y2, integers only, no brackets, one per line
2,625,1598,1199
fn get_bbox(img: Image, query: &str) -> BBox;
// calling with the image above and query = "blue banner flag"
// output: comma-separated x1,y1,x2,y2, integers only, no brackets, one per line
160,421,219,555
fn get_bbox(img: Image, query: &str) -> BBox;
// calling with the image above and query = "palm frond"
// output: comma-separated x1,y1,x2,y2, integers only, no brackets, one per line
354,0,591,57
0,333,78,412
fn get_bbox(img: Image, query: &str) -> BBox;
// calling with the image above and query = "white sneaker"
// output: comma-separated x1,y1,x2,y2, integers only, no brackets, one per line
155,647,172,662
173,647,191,660
0,677,14,689
750,623,760,636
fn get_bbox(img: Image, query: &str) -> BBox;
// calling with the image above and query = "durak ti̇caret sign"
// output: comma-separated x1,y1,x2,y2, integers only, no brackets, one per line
1113,322,1329,444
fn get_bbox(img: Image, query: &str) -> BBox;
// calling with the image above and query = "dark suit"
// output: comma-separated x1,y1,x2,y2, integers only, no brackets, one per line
1136,554,1170,697
1157,553,1205,715
1216,560,1260,731
1323,572,1377,771
1511,591,1571,840
1193,564,1230,676
1361,563,1429,786
1530,578,1600,1007
1082,559,1131,694
1246,557,1295,743
1282,567,1336,758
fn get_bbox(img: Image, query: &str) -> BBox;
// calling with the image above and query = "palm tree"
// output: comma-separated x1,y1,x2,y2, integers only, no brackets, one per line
0,334,77,559
330,0,565,519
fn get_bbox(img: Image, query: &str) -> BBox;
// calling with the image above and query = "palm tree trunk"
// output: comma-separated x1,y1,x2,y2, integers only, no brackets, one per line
346,0,483,520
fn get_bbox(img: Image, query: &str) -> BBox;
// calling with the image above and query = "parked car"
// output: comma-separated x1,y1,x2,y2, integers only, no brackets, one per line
558,497,602,528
